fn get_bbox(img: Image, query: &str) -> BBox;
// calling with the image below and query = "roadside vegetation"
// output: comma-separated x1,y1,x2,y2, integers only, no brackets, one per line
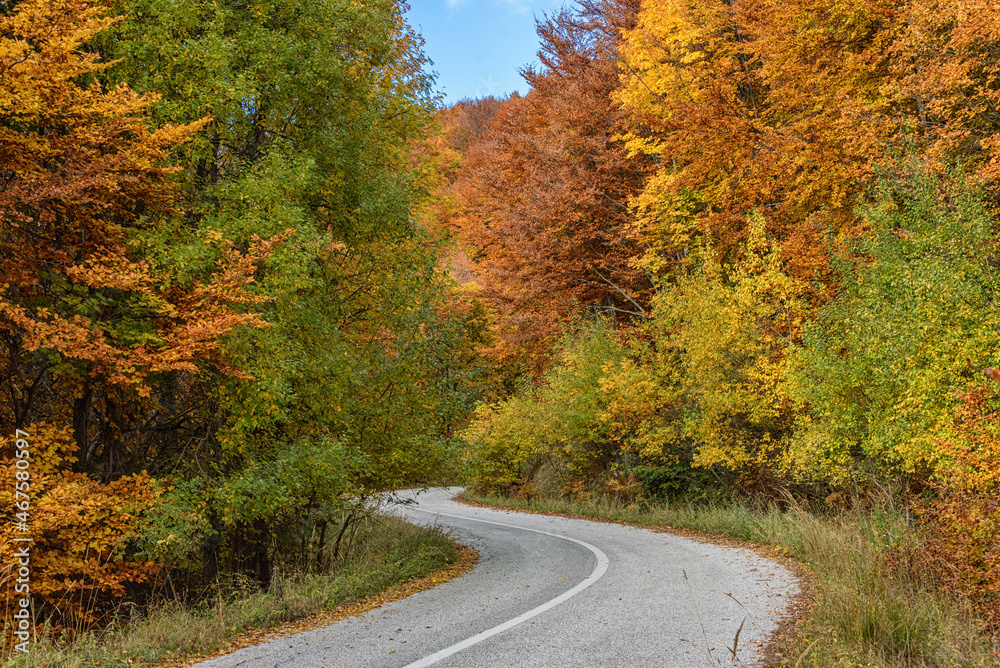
0,0,489,662
5,0,1000,665
462,491,996,667
1,514,458,668
440,1,1000,665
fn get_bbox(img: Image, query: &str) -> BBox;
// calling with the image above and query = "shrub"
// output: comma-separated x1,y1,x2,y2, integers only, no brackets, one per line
789,165,1000,482
911,385,1000,635
0,424,162,635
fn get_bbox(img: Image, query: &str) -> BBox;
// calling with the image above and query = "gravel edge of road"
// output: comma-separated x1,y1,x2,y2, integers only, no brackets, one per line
453,495,817,668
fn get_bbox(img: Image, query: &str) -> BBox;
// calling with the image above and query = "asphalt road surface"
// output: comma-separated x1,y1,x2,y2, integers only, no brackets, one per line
193,487,799,668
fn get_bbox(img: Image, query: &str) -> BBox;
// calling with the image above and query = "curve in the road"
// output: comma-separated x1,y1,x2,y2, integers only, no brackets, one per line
401,508,609,668
190,487,800,668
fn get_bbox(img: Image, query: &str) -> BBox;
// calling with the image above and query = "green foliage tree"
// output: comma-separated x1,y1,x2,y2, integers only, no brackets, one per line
75,0,487,583
789,164,1000,483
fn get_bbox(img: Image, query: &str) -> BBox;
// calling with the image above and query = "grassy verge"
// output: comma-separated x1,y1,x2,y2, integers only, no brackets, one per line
460,491,997,668
2,515,462,668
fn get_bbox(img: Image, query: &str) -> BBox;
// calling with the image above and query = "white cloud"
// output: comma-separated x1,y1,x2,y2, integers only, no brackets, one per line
500,0,531,13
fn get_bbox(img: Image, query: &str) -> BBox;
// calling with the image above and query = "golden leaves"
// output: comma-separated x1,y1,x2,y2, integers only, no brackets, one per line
0,0,278,396
0,423,162,629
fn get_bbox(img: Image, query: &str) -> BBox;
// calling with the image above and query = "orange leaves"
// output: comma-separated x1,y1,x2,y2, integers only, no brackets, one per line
446,1,652,366
617,0,901,296
937,387,1000,492
0,424,162,631
197,231,292,308
0,11,205,228
0,0,280,399
0,231,280,392
894,0,1000,183
0,0,117,119
0,0,209,302
618,0,1000,290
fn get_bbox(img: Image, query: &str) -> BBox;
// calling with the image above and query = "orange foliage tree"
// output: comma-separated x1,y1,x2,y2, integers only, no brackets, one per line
0,424,161,631
451,0,654,365
616,0,907,297
894,0,1000,187
0,0,278,633
618,0,1000,286
0,0,275,480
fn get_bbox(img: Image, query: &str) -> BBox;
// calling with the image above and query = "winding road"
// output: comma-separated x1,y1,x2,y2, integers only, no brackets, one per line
193,488,799,667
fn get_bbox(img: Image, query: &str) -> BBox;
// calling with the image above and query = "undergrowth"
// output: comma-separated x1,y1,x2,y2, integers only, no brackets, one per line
460,491,998,667
0,515,457,668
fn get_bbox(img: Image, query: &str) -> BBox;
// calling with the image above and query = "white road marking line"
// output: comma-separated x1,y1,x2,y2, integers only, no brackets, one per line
400,506,610,668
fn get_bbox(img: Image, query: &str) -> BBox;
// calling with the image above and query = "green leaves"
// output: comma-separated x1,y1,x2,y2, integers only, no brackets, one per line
94,0,450,485
789,164,1000,480
0,0,487,591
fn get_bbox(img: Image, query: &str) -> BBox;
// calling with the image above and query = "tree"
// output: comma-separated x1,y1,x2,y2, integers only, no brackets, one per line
788,165,1000,482
894,0,1000,190
0,0,270,479
0,425,161,630
453,0,653,365
0,0,275,631
92,0,490,583
616,0,903,296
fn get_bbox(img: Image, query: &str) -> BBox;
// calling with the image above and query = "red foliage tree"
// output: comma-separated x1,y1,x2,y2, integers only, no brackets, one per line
452,0,654,365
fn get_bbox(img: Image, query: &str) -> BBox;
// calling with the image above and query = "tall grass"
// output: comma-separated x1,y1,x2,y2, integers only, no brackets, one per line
1,515,458,668
461,492,996,667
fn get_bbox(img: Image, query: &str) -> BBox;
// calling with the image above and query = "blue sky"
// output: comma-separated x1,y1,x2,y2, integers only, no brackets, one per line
405,0,569,104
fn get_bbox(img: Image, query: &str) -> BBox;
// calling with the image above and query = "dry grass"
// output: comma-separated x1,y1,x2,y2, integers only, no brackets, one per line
461,491,997,667
1,515,459,668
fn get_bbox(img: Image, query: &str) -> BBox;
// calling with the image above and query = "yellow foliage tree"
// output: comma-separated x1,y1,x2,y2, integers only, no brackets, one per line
616,0,902,295
0,424,161,633
653,214,806,491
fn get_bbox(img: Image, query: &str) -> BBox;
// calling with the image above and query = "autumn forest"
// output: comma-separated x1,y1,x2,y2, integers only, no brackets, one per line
3,0,1000,663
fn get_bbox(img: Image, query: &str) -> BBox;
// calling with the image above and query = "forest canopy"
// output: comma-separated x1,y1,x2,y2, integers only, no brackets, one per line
438,0,1000,627
5,0,1000,645
0,0,495,631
